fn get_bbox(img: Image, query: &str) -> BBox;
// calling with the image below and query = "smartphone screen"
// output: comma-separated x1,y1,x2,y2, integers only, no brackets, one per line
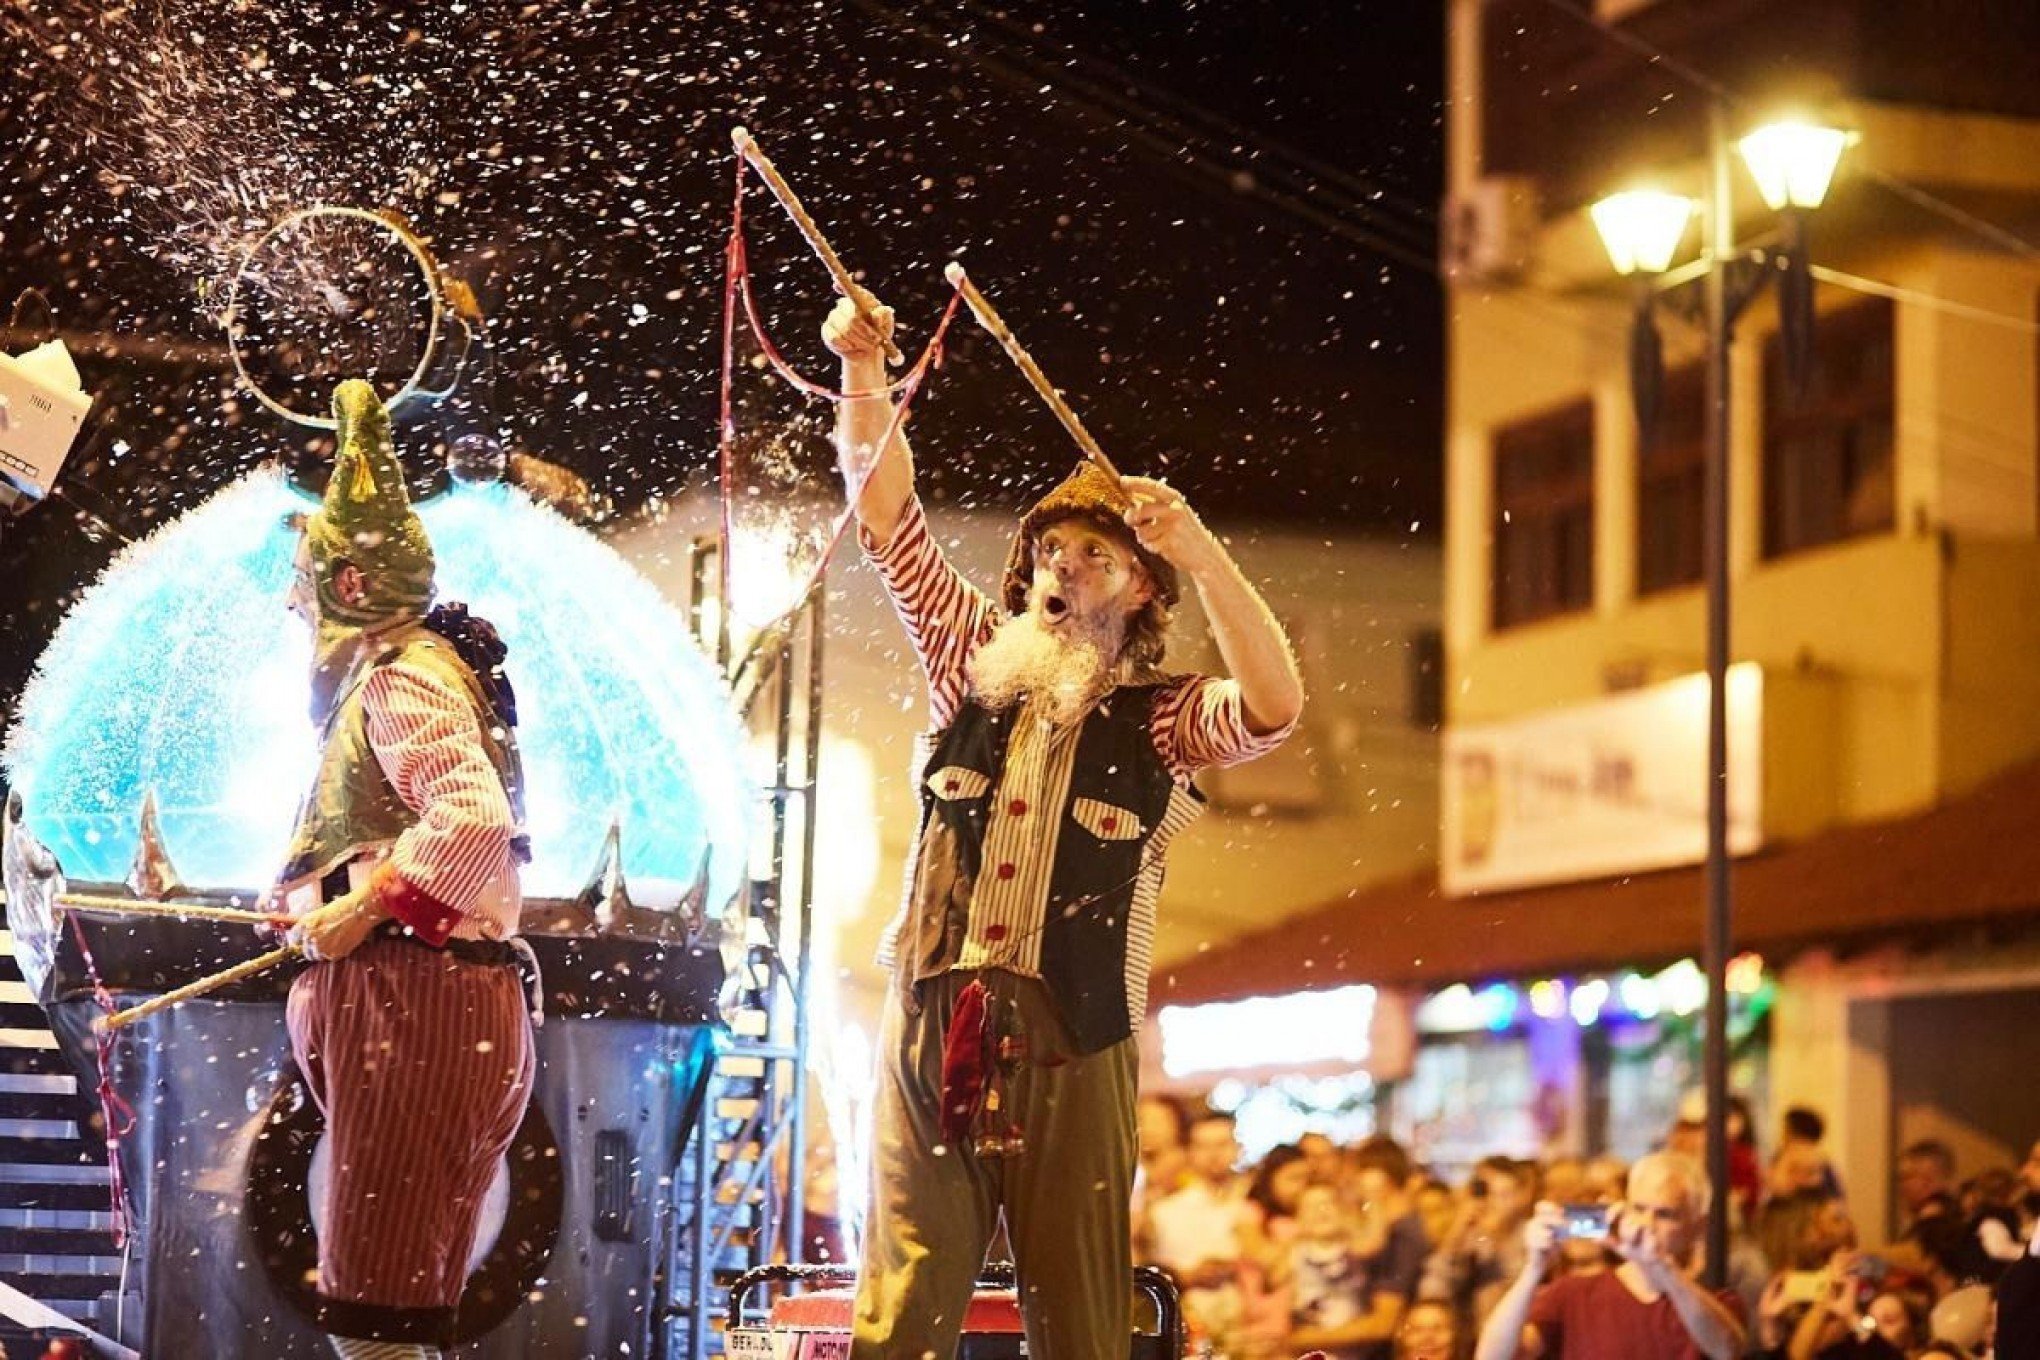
1561,1204,1609,1240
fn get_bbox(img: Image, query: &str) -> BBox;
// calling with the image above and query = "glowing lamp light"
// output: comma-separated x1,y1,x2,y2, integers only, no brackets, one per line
4,469,752,906
1738,120,1853,212
1657,958,1709,1016
1415,983,1477,1035
1589,190,1697,276
1726,951,1767,995
1478,982,1521,1032
1158,985,1376,1078
1617,972,1661,1020
1569,977,1612,1028
1528,979,1569,1021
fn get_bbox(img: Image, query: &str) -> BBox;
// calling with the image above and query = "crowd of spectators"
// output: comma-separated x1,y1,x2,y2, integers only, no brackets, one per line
1132,1097,2040,1360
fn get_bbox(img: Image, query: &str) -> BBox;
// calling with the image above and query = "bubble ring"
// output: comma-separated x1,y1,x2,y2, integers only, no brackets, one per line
222,205,447,430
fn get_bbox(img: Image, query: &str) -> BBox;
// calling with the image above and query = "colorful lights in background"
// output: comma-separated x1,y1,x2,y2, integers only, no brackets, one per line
1414,952,1773,1036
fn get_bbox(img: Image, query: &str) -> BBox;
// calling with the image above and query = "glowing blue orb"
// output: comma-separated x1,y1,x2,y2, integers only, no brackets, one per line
4,468,751,907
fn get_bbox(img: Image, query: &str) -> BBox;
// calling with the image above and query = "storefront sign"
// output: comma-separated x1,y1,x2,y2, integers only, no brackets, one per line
1442,664,1762,896
1155,984,1415,1082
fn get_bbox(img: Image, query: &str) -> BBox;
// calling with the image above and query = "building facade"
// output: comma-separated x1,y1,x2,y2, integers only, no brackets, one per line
1158,0,2040,1231
1440,0,2040,1235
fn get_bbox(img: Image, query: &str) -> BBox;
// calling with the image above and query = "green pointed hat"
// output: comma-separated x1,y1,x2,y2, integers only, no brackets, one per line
302,379,436,625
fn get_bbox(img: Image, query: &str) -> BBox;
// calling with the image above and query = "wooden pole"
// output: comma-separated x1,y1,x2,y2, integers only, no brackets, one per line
731,127,904,365
96,945,300,1033
56,893,292,928
943,262,1126,490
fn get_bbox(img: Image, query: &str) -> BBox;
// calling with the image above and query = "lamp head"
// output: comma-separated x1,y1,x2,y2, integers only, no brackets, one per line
1738,119,1855,212
1590,190,1697,276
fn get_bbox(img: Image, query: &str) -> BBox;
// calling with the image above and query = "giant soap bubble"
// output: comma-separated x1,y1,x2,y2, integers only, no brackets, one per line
4,467,749,908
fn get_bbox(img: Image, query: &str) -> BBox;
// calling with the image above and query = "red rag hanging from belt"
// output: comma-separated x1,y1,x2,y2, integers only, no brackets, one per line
938,977,990,1147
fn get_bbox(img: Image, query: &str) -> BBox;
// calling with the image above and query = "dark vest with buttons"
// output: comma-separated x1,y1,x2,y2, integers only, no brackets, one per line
908,684,1181,1055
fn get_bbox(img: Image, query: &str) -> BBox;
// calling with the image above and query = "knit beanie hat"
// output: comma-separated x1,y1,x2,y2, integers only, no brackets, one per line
302,379,436,625
999,461,1181,616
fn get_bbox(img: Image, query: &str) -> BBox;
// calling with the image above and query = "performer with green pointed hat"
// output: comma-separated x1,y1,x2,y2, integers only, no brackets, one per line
278,378,535,1359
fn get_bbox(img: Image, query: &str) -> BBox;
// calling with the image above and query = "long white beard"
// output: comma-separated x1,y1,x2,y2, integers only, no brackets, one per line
967,608,1116,726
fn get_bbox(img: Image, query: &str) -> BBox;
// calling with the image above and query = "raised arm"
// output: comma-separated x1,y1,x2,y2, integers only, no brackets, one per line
825,296,914,548
1474,1203,1561,1360
1121,475,1302,736
822,295,996,726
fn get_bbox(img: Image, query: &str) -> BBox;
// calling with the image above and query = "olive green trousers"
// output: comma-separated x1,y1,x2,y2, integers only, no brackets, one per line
853,969,1139,1360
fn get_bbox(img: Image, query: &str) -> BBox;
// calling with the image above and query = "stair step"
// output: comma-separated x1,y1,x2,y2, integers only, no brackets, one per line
0,1182,116,1213
0,1003,48,1030
0,1092,90,1124
0,1270,121,1305
0,1030,57,1053
0,1051,72,1078
0,1137,104,1167
0,1226,121,1256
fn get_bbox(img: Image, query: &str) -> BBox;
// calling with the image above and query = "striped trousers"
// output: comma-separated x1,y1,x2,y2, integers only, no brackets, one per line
286,934,534,1341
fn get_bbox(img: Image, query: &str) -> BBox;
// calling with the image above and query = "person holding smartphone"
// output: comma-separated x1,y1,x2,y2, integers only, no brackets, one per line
1473,1152,1747,1360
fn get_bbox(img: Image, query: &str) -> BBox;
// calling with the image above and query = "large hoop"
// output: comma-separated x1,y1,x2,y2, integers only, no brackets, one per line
222,205,449,430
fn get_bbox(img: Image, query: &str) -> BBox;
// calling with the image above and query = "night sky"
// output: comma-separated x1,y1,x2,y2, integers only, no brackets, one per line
0,0,1443,752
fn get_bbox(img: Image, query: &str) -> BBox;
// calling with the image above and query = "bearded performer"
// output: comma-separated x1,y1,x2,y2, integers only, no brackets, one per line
278,378,535,1360
824,297,1304,1359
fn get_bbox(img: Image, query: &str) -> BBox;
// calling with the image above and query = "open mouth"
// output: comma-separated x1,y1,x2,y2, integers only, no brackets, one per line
1041,591,1071,625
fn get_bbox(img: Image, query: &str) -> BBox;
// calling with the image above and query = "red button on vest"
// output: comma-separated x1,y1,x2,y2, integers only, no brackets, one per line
995,862,1016,880
984,924,1008,941
1101,817,1118,833
1007,799,1028,817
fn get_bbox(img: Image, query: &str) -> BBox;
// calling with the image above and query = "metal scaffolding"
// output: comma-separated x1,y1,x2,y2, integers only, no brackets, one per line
659,534,825,1358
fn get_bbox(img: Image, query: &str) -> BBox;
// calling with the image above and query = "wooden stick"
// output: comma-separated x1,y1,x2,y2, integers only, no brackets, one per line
732,126,904,365
943,263,1126,489
96,945,300,1033
56,893,293,928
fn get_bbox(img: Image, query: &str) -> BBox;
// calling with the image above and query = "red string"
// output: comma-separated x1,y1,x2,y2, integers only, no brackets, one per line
62,913,137,1249
717,155,965,614
717,155,746,662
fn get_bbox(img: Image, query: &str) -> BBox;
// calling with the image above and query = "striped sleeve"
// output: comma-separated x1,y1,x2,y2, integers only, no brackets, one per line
360,661,517,945
862,496,999,729
1149,674,1298,780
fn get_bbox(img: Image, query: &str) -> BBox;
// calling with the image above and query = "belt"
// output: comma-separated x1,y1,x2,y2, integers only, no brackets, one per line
371,918,518,967
320,865,516,967
317,864,545,1026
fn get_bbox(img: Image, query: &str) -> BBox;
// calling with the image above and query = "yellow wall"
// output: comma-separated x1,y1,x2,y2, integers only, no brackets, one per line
1447,229,2040,835
1444,2,2040,1208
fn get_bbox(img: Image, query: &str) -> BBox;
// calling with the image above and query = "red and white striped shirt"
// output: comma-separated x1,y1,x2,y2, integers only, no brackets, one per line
355,659,522,944
867,497,1291,1008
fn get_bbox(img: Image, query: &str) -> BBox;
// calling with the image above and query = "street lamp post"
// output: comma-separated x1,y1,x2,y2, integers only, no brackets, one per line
1591,106,1852,1286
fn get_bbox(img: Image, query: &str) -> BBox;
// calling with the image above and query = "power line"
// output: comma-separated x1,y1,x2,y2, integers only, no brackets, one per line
850,0,1444,274
1522,0,2040,263
1806,264,2040,336
953,0,1441,228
